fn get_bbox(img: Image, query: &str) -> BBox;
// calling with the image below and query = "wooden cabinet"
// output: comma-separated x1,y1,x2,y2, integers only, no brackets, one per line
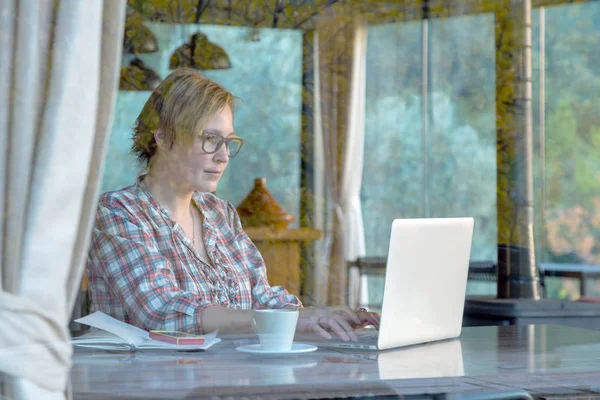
244,227,322,295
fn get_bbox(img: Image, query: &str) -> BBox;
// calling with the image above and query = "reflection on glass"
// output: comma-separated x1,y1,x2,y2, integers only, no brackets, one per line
377,339,464,380
102,24,302,224
361,21,422,305
362,14,496,300
428,14,496,263
533,2,600,299
362,14,496,261
362,21,423,258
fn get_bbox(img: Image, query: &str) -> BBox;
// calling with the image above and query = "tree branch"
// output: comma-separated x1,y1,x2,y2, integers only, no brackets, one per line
294,0,341,28
195,0,210,24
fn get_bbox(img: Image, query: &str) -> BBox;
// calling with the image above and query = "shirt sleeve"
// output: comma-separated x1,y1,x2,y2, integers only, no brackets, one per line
224,201,303,310
88,199,215,334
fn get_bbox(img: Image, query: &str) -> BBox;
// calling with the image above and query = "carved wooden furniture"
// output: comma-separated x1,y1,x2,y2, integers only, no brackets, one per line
245,227,322,295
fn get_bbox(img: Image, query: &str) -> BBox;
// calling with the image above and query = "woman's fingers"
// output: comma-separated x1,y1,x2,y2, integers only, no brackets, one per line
332,316,359,341
298,307,377,341
310,321,333,340
296,317,333,339
359,312,381,329
333,305,362,325
318,316,358,342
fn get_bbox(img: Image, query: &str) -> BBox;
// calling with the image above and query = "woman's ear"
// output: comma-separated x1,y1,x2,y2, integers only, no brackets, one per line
153,129,167,150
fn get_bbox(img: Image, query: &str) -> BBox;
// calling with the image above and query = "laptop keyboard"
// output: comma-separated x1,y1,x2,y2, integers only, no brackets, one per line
357,333,378,342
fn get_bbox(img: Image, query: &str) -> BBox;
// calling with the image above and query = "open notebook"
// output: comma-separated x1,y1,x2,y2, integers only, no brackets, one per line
72,311,220,351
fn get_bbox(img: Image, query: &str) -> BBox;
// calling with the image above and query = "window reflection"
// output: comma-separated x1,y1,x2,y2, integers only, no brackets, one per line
533,2,600,299
362,13,497,300
94,1,600,308
4,0,600,397
103,24,303,223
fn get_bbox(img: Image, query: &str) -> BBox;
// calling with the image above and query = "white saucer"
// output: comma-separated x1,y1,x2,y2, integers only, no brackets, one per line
235,343,317,355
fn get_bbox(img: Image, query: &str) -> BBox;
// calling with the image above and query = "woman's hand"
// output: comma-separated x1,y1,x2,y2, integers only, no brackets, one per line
354,307,381,330
296,306,380,342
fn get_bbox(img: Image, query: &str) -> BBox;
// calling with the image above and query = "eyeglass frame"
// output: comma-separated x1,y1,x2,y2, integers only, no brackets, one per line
198,131,245,157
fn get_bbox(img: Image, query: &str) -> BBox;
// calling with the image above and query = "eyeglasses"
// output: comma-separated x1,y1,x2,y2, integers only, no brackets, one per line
199,131,245,157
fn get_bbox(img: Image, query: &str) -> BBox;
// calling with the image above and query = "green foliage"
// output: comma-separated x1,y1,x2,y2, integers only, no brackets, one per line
534,2,600,265
362,14,497,261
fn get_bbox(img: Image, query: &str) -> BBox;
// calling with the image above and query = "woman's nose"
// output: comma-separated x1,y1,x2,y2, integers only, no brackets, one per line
213,143,229,163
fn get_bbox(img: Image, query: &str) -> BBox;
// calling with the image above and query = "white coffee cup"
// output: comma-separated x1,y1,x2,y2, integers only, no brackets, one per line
253,309,299,352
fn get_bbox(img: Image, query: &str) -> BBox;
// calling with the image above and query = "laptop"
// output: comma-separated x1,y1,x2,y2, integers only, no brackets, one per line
309,217,474,351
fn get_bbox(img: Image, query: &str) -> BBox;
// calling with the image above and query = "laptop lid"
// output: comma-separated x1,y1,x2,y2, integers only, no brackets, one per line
377,217,474,350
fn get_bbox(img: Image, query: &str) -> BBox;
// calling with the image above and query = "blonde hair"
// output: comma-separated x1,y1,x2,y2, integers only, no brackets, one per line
131,68,235,167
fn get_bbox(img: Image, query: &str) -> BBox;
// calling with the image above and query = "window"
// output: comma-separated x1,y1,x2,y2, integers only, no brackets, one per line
362,14,497,298
533,2,600,299
102,25,303,224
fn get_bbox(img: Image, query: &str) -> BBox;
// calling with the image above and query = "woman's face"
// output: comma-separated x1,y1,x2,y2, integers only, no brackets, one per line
160,105,234,193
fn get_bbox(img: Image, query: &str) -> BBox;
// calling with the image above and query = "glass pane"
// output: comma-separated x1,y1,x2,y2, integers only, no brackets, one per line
538,2,600,267
102,92,150,192
102,25,302,223
362,21,423,257
428,13,497,263
362,15,496,262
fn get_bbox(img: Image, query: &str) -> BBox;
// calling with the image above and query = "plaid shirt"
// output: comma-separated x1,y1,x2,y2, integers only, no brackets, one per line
86,176,302,334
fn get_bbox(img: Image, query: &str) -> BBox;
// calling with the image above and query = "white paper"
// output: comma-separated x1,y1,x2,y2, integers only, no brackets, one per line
75,311,149,346
73,311,220,351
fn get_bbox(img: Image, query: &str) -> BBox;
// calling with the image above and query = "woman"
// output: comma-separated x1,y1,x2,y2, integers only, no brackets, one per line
87,68,378,341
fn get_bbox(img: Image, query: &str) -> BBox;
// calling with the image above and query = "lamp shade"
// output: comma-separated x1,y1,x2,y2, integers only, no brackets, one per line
119,58,161,91
169,33,231,70
123,21,158,54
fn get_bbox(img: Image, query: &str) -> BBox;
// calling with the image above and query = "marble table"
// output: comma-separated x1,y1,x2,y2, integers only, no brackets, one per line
70,324,600,399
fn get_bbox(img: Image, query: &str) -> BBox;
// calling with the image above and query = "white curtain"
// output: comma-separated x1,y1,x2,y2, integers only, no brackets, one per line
342,25,367,309
0,0,126,397
312,12,367,306
311,31,328,306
